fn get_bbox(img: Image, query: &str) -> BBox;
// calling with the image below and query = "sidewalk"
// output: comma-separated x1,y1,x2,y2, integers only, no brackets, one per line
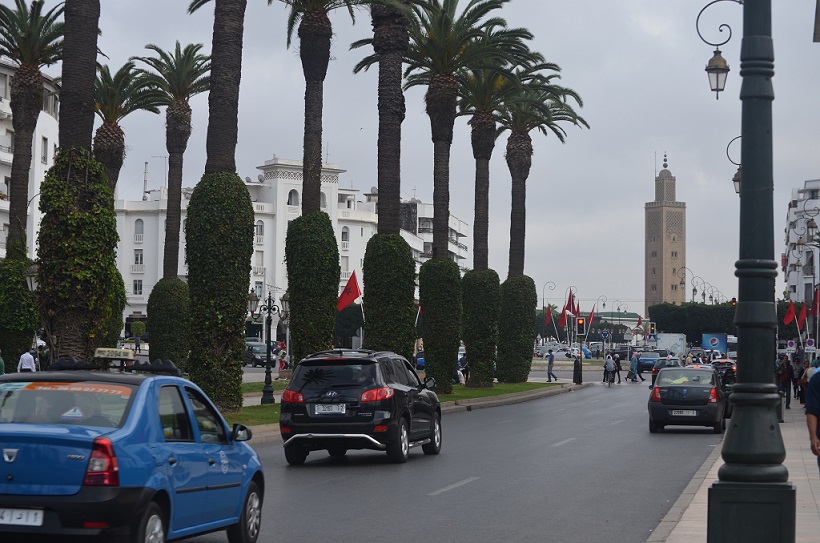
649,404,820,542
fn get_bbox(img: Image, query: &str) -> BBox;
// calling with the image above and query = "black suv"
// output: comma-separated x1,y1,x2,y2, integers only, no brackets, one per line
279,349,441,465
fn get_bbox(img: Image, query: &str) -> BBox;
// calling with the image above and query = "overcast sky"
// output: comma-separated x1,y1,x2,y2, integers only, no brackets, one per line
36,0,820,316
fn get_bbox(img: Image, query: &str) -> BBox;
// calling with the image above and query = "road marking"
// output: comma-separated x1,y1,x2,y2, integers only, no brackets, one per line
590,399,600,404
551,438,576,447
496,419,514,424
428,477,480,496
611,419,624,425
555,408,566,412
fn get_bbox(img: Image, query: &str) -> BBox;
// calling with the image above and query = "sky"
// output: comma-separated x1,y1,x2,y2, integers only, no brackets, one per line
34,0,820,316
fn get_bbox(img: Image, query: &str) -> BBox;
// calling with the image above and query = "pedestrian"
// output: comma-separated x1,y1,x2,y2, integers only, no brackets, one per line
546,349,558,382
776,355,793,409
459,354,470,384
629,351,639,382
792,357,803,398
613,354,622,384
572,355,583,385
18,349,37,373
803,368,820,474
604,353,614,383
685,352,693,366
0,348,5,376
635,352,646,382
799,360,811,405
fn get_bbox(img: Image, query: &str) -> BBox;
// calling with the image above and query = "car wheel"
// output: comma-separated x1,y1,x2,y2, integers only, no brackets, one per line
649,420,659,433
422,413,442,455
284,446,308,466
387,418,409,463
227,480,262,543
328,448,347,457
134,501,165,543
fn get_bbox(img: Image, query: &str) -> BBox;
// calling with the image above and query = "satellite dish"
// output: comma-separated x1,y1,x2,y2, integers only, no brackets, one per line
258,174,264,182
245,176,251,183
371,186,378,194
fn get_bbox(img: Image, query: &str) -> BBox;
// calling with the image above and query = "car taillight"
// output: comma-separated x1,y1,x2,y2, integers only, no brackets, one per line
84,437,119,486
650,387,662,402
360,387,394,402
709,388,718,403
281,389,304,404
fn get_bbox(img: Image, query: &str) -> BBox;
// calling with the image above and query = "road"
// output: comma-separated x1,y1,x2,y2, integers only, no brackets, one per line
190,379,721,543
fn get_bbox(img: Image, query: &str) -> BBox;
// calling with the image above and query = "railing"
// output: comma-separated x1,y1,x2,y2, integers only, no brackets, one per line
340,271,352,281
134,234,143,243
130,264,144,273
340,210,351,218
418,227,433,234
255,235,264,245
341,240,349,251
287,205,300,214
253,265,266,276
0,144,11,153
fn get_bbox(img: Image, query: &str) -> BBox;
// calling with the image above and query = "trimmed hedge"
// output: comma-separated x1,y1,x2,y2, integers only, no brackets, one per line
36,148,120,361
285,212,340,363
361,234,415,361
148,277,190,371
462,269,499,388
0,259,38,373
496,275,537,382
186,172,254,411
99,269,126,351
419,259,462,394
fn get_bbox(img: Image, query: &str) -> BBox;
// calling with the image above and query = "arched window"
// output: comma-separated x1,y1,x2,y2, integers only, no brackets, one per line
287,189,300,206
320,192,327,209
255,220,264,236
341,226,349,242
135,219,144,235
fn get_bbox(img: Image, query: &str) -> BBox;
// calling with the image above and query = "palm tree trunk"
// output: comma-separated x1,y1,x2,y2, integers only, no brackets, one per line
426,75,457,259
60,0,100,150
470,113,496,271
204,0,246,175
164,104,192,278
299,13,332,216
92,124,125,191
506,131,532,277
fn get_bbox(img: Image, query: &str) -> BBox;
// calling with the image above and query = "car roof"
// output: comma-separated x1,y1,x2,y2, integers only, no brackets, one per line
0,370,163,386
301,349,408,363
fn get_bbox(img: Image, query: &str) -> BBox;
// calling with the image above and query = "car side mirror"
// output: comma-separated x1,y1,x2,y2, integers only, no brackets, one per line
231,423,253,442
424,377,436,390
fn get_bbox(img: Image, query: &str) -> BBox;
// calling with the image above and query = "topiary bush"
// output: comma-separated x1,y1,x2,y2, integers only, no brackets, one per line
419,259,462,394
285,212,340,363
185,172,254,411
362,234,415,361
0,259,38,373
130,320,146,338
496,275,537,382
148,277,191,371
99,269,126,350
36,148,120,362
462,268,499,388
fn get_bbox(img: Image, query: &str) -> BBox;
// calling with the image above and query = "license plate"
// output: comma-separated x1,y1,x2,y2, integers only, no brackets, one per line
315,403,346,415
671,409,697,416
0,508,44,526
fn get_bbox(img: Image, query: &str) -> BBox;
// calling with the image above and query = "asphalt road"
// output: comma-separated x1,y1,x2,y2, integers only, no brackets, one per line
188,379,721,543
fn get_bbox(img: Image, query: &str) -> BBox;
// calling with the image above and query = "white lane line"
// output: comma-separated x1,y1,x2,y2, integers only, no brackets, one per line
496,419,514,424
611,419,624,425
555,408,566,412
589,399,600,403
428,477,480,496
551,438,576,447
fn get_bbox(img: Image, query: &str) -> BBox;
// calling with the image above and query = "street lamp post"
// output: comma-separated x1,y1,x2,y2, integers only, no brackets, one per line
698,0,796,539
248,290,279,405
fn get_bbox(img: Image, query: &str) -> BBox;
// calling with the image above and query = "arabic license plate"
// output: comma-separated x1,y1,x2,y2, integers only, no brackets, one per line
315,403,346,415
0,508,44,526
671,410,697,416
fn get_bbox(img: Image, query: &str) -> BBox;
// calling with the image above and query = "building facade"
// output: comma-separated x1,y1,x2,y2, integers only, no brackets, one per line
645,155,687,313
782,179,820,304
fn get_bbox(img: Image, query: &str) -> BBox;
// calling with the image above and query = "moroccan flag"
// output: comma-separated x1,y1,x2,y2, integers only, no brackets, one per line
557,308,567,328
545,304,555,325
337,270,362,311
564,291,574,312
798,303,807,331
574,301,580,317
784,300,796,325
587,305,596,328
637,315,643,327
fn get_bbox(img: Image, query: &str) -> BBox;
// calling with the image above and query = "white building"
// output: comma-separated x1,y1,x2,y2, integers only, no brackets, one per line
0,59,60,258
116,155,470,327
782,179,820,303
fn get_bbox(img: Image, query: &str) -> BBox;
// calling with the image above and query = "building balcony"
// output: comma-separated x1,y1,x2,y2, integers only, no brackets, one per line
255,235,264,245
341,270,351,281
341,240,349,251
253,265,266,276
418,227,433,234
134,234,143,243
131,264,145,274
287,205,300,215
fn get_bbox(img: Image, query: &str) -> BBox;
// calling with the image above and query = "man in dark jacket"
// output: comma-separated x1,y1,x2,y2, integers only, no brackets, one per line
777,355,793,409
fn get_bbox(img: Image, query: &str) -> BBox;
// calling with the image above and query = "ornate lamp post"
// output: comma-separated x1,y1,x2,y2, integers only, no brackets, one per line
248,290,279,405
698,0,796,539
280,291,291,369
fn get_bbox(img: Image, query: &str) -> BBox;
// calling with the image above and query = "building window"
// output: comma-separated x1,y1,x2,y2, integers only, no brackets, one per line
320,192,327,209
341,227,349,242
41,137,47,163
254,281,263,298
133,280,143,296
134,249,143,265
255,220,264,236
652,268,656,276
671,284,678,291
672,267,677,276
287,189,300,206
134,219,144,243
671,251,678,258
651,284,657,291
650,251,657,258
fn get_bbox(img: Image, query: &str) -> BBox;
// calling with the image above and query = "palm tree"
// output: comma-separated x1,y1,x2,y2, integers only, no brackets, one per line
59,0,99,150
403,0,530,260
93,62,165,191
132,42,210,278
496,74,588,277
0,0,63,260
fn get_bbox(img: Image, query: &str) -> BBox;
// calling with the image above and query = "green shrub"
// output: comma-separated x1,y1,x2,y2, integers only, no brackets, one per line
0,259,38,372
186,172,254,411
496,275,537,382
462,269,499,388
419,259,462,394
130,320,146,338
99,269,126,349
361,234,415,360
285,212,339,362
148,277,190,371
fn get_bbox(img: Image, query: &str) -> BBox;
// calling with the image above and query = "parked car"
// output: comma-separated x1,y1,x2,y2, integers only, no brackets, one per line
0,351,264,542
279,349,441,465
711,358,737,418
244,343,268,367
246,336,263,344
648,365,727,434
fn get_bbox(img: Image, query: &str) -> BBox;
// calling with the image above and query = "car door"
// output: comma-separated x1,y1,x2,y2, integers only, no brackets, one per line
401,359,433,435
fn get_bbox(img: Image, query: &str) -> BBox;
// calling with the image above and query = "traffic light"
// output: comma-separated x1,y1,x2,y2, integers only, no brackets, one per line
649,322,656,334
731,297,737,307
576,317,586,335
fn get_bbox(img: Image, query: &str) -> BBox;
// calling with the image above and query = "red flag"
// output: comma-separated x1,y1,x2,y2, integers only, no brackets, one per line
637,315,643,327
574,302,580,317
784,300,796,325
544,305,553,326
337,271,362,311
564,291,574,312
557,308,567,327
798,303,807,330
587,305,595,328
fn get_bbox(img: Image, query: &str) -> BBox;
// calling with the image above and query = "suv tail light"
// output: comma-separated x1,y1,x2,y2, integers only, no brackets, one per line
360,387,394,402
650,387,662,402
709,388,718,403
84,437,119,486
282,389,304,404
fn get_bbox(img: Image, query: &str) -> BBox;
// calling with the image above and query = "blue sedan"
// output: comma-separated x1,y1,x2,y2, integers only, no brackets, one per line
0,356,264,543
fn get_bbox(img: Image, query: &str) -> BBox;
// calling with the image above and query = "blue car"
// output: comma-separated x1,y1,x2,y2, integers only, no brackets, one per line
0,354,264,543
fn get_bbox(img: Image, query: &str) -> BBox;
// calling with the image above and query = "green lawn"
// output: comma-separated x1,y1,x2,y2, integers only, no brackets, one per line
436,381,555,402
240,381,289,394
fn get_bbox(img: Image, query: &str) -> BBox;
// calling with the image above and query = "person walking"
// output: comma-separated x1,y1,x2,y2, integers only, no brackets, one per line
546,349,558,382
635,352,646,382
792,357,803,398
804,368,820,474
17,349,37,372
776,355,793,409
613,354,622,384
134,335,141,354
572,355,583,385
685,352,693,366
629,351,639,382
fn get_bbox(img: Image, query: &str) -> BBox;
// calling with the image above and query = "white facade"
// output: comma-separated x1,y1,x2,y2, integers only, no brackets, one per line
0,60,61,258
782,179,820,303
116,155,470,322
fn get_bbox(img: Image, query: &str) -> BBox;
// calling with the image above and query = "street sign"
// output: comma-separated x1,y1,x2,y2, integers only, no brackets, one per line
601,330,610,340
787,340,796,353
806,339,816,353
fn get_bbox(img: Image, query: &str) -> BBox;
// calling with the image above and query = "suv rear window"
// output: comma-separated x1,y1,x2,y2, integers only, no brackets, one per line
0,380,135,427
292,361,377,391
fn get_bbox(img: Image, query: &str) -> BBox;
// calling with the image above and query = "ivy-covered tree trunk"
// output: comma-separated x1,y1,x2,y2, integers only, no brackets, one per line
496,275,537,382
362,234,415,361
148,277,191,372
285,212,340,363
186,172,254,411
419,259,462,394
462,269,499,388
0,259,39,373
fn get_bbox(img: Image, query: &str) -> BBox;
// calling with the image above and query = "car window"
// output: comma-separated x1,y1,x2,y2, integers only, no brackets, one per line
378,357,399,385
158,385,194,442
292,362,377,391
402,360,421,387
657,369,715,385
185,387,227,444
389,358,412,386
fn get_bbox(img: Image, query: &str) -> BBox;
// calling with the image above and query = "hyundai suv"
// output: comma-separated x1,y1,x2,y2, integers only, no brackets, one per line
279,349,441,465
